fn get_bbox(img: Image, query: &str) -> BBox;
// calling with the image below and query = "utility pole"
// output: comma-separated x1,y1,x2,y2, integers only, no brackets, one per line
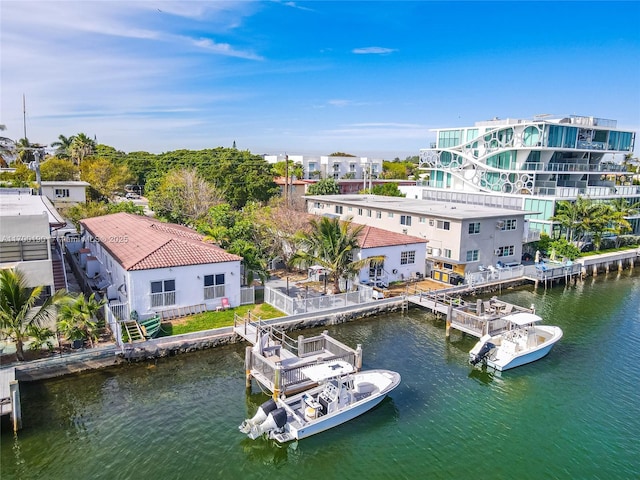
284,153,289,206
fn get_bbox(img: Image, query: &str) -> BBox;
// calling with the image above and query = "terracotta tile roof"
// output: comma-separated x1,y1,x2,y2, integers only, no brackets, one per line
357,225,426,249
80,213,241,271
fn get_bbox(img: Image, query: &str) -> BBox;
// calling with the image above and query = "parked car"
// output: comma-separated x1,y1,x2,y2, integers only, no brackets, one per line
125,192,140,200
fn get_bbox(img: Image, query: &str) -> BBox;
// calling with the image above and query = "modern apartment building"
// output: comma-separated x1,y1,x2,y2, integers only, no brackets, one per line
412,115,638,235
265,154,383,181
306,195,528,279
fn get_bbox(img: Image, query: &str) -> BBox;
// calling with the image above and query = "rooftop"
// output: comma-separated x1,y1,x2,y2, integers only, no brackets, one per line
307,195,526,220
0,191,66,227
80,213,242,271
357,224,425,248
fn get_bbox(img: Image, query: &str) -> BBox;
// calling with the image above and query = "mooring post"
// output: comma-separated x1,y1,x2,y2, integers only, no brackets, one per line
355,344,363,371
445,306,453,338
244,346,253,389
618,260,623,272
10,380,21,432
272,364,282,401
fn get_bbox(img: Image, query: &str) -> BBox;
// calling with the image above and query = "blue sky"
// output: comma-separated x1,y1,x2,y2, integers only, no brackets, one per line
1,1,639,159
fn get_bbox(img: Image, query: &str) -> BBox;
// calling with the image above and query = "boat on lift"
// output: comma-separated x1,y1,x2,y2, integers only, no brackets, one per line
239,360,400,443
469,312,563,371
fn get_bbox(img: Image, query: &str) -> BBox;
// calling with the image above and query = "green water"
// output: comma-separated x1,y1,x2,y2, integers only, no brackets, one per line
2,272,639,479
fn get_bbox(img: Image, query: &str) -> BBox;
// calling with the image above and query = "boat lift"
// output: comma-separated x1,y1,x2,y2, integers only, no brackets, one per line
233,312,362,399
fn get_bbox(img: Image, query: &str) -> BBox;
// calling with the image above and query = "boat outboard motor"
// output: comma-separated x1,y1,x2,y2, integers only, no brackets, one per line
247,407,288,440
470,342,495,365
239,399,278,434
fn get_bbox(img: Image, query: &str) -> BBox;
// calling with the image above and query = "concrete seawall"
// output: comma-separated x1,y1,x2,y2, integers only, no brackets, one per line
12,298,405,382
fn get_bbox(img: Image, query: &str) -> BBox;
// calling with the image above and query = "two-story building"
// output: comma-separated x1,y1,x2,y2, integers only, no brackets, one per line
79,213,242,320
0,191,67,292
265,154,383,181
306,194,529,281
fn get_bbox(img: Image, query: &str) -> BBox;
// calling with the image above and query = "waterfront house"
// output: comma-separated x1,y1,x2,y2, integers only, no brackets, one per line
354,224,427,286
411,114,639,235
306,194,528,281
79,213,242,320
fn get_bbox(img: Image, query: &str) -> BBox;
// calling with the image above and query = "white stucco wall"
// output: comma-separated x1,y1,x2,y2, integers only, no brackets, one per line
357,243,427,284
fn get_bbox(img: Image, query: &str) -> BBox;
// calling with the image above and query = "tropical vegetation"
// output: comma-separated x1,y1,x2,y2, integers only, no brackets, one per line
0,269,68,361
291,217,384,293
57,293,106,348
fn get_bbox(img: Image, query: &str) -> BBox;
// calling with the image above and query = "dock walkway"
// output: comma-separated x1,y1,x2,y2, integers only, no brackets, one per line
405,290,533,338
234,312,361,398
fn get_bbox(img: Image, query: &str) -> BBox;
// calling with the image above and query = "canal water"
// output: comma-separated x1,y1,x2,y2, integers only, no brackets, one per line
2,272,639,479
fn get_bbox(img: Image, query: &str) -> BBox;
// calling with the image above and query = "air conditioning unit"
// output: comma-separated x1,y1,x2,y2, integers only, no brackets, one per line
496,221,505,229
392,269,398,274
495,249,502,255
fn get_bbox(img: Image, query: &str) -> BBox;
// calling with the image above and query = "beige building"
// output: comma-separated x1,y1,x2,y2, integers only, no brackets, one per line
306,194,530,280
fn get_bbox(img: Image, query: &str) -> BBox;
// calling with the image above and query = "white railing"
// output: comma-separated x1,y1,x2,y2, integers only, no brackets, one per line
466,265,525,287
203,285,225,300
104,303,124,349
264,285,375,316
108,301,129,321
150,291,176,308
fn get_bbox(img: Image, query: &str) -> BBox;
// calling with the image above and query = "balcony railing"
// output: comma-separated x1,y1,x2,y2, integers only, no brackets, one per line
204,285,225,300
150,291,176,308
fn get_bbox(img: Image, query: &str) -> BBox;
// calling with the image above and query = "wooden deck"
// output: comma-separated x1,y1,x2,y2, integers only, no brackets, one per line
234,312,361,397
405,291,533,338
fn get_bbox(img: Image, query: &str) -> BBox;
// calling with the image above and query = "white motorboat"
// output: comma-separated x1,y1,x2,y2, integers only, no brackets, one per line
239,360,401,443
469,312,563,371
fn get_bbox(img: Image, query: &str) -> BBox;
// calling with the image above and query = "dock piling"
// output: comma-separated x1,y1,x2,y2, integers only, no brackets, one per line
10,380,21,432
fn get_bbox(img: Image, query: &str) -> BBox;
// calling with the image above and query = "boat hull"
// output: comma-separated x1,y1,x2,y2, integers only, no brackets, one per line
471,325,563,371
243,369,401,444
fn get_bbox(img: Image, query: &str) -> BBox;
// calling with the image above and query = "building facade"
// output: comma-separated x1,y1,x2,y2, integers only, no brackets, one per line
0,192,66,292
416,115,639,234
79,213,242,319
306,195,528,279
265,154,383,181
40,181,90,207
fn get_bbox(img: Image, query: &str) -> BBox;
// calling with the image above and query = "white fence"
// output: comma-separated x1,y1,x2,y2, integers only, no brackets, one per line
264,285,375,316
104,303,124,349
240,286,255,305
466,265,525,287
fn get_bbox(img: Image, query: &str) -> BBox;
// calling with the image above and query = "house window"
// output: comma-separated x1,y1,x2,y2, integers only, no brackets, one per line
466,250,479,261
468,222,480,234
0,240,48,262
443,249,452,258
308,162,317,172
376,211,382,219
400,215,412,226
314,202,322,209
388,212,394,218
358,208,363,216
419,217,426,224
348,207,353,212
437,220,450,230
54,188,70,198
335,205,343,214
501,219,517,230
366,209,371,217
349,163,356,172
400,251,416,265
429,219,434,226
496,246,515,257
151,280,176,307
204,274,225,300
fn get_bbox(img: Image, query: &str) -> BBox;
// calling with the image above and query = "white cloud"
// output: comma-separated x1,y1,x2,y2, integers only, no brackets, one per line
352,47,397,55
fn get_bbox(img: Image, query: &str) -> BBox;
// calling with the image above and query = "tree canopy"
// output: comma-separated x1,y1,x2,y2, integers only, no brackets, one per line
307,178,340,195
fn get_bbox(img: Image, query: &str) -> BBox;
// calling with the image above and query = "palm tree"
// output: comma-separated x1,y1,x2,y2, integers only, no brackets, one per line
607,198,639,246
57,293,106,348
551,196,594,245
0,269,67,361
291,217,385,293
69,133,96,165
50,134,76,159
15,137,34,164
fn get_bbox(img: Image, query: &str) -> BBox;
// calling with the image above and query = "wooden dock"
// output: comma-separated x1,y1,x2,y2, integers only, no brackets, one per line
1,367,21,431
406,290,534,338
233,312,362,399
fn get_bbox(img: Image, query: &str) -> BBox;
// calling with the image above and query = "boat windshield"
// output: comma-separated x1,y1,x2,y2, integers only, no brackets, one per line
301,361,354,382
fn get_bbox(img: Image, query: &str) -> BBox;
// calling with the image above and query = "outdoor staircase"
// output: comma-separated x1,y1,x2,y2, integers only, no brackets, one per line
122,320,144,342
52,258,67,292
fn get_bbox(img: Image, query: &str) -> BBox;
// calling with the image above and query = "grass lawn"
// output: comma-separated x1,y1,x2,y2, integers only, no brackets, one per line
160,303,285,336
